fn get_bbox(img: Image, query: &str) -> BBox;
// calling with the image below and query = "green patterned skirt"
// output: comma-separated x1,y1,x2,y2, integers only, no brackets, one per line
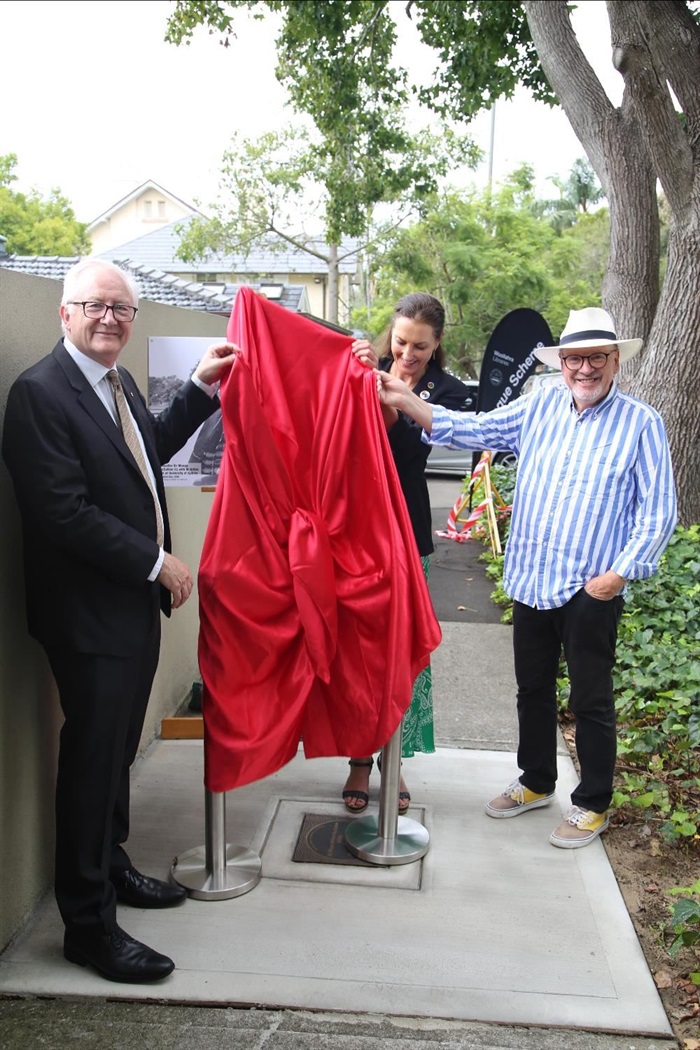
401,555,435,757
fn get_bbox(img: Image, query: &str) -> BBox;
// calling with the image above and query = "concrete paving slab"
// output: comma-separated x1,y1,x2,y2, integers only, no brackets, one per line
0,742,671,1039
432,622,524,752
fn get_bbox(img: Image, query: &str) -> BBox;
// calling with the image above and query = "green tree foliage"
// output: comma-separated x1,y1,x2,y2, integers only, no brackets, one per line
536,158,605,233
166,2,478,244
559,158,604,215
352,166,609,376
175,122,473,265
0,154,90,256
175,122,474,324
174,127,319,264
166,1,700,525
409,0,554,112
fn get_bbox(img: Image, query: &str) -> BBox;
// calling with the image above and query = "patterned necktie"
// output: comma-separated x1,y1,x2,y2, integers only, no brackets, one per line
107,370,165,546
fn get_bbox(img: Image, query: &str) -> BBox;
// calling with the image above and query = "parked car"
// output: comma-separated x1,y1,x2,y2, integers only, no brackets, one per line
425,380,517,476
521,370,566,396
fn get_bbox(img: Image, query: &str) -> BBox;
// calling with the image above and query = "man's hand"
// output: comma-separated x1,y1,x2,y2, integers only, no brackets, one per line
157,552,194,609
351,338,379,369
584,570,626,600
375,370,434,432
193,342,240,386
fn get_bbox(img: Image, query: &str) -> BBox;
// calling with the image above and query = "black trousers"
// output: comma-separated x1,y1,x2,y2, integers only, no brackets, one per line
512,589,624,814
46,617,160,935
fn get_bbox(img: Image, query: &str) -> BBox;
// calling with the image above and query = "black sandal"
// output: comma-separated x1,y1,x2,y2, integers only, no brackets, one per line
342,757,374,813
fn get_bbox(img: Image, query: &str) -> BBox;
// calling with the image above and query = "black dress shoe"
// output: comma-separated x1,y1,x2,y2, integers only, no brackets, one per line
64,926,175,983
113,867,187,908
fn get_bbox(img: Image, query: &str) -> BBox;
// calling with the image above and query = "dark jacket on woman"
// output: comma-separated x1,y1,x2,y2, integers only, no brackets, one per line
380,358,474,556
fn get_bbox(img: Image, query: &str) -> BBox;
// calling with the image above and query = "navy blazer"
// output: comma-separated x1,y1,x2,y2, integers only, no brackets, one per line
2,341,218,656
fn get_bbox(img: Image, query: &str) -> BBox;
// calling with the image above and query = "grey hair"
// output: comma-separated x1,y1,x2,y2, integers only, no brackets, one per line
61,258,140,333
61,257,141,304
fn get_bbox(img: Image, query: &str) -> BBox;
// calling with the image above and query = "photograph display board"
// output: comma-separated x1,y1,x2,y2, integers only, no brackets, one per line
148,336,224,487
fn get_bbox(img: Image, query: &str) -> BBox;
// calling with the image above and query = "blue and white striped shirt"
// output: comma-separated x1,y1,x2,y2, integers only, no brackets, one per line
425,384,677,609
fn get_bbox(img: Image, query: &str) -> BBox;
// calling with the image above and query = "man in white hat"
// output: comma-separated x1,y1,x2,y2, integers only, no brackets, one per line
375,307,677,848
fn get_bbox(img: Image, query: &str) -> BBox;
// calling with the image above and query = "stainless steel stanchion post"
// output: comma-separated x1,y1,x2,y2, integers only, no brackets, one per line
171,789,262,900
344,720,430,865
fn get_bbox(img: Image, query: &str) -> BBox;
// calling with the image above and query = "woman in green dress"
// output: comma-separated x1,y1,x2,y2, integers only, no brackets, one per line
342,292,475,813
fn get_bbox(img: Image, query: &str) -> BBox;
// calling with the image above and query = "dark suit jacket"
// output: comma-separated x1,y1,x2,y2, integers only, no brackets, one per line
2,340,218,657
380,359,474,556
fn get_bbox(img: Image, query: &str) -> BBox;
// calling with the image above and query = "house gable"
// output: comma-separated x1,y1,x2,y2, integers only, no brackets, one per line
87,181,200,256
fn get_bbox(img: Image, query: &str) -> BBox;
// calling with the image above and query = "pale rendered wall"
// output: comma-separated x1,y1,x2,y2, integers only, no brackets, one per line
88,189,194,255
0,268,225,951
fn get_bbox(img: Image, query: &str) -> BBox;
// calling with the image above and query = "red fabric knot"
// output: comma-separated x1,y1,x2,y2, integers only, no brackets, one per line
289,508,337,684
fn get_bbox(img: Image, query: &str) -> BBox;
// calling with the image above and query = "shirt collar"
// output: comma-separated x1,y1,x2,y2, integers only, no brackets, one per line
568,380,619,420
63,337,115,389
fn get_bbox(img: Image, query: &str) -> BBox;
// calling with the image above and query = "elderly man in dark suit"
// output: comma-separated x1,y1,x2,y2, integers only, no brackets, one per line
2,258,237,984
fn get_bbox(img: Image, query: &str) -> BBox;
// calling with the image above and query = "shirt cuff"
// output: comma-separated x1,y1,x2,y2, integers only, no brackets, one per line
191,374,219,398
148,547,165,582
421,404,453,445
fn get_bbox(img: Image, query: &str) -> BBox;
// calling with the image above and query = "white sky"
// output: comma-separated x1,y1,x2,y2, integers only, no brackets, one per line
0,0,621,225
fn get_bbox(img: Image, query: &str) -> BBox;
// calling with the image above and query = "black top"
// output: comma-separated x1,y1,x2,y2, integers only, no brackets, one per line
380,358,474,556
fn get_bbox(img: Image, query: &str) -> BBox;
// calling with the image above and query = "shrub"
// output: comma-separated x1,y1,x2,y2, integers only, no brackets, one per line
666,879,700,985
611,525,700,842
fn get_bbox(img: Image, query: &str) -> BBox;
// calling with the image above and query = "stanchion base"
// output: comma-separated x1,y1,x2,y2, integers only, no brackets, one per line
171,844,262,900
344,814,430,866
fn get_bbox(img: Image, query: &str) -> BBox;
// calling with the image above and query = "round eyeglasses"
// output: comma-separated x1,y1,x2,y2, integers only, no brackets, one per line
559,350,615,371
68,301,138,322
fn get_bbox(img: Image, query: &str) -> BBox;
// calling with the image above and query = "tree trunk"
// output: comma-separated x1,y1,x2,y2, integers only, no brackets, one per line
628,222,700,524
610,1,700,524
327,243,339,324
522,2,659,345
523,0,699,523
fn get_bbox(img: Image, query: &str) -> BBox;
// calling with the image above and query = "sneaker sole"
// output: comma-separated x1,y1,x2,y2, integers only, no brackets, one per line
484,793,555,819
549,817,609,848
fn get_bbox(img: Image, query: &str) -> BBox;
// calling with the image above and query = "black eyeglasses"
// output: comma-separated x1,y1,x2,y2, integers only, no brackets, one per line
67,301,138,322
559,350,615,371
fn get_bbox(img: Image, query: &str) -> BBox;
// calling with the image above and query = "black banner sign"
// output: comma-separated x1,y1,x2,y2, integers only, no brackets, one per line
477,308,553,413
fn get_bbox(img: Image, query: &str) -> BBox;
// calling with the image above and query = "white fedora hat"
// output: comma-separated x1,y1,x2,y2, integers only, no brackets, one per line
534,307,643,369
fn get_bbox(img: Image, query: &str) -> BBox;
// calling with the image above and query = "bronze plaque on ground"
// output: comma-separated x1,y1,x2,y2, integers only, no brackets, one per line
292,813,376,866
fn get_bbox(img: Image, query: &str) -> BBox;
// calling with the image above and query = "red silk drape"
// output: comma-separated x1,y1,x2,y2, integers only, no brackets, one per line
198,288,441,792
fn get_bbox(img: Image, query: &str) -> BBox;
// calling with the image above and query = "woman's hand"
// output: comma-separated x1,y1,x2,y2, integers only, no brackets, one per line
351,339,378,369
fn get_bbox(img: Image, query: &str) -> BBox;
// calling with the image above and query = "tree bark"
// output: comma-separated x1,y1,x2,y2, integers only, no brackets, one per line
632,224,700,522
523,0,699,523
327,243,339,325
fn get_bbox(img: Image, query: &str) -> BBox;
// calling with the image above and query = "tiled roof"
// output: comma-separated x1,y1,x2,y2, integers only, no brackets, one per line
0,255,80,280
98,218,360,276
0,255,309,315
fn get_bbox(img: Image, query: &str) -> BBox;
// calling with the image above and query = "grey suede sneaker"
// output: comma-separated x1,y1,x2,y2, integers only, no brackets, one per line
485,778,555,818
550,806,609,848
